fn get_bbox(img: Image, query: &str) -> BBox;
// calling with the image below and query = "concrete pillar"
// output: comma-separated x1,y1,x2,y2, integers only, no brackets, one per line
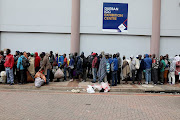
150,0,161,57
70,0,80,54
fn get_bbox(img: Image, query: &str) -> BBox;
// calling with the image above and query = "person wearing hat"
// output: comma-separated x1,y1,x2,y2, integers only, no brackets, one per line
28,53,35,76
91,53,98,83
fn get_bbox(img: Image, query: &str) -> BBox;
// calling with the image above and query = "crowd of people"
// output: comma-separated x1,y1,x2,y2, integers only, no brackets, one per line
0,49,180,86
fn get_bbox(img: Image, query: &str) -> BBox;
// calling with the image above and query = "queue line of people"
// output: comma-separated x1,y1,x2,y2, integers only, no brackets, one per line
0,49,179,86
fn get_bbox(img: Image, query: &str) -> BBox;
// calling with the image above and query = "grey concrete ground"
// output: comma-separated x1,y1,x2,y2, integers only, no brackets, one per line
0,90,179,120
0,80,180,93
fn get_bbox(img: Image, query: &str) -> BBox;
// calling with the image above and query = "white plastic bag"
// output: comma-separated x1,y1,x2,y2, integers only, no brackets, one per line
54,68,64,79
87,85,95,94
0,71,6,83
1,71,6,77
35,77,44,88
101,82,110,92
92,84,102,91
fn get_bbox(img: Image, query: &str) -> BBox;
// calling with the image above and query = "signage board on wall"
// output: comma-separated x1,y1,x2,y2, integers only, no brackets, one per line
103,3,128,32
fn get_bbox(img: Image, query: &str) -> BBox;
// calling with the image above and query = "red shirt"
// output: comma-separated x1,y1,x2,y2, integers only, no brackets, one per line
64,57,68,67
92,57,98,68
35,52,40,68
4,54,14,69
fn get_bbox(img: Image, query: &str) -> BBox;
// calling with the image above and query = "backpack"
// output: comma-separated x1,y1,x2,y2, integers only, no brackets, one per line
22,57,30,68
106,62,110,73
159,61,163,69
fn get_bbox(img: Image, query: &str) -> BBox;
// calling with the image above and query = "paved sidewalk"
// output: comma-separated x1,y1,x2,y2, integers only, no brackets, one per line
0,79,179,93
0,90,179,120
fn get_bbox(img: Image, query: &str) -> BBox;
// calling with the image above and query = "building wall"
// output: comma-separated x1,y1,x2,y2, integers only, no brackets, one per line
79,0,152,57
0,0,72,33
160,36,180,57
160,0,180,36
159,0,180,56
80,0,152,35
80,34,150,57
0,32,71,54
0,0,179,57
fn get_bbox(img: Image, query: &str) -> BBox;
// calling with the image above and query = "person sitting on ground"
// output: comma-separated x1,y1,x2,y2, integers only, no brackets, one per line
39,53,52,84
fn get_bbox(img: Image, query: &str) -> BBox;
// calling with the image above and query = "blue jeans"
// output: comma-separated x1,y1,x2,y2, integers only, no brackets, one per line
112,71,117,86
46,69,50,84
64,67,67,80
92,68,97,82
5,67,14,84
145,68,151,83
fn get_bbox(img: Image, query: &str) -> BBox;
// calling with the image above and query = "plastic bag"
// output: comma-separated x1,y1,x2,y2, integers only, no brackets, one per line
27,71,34,82
35,72,41,78
1,71,6,77
92,84,102,91
35,72,46,82
35,77,44,88
54,68,64,79
0,71,6,83
101,82,110,92
87,85,95,94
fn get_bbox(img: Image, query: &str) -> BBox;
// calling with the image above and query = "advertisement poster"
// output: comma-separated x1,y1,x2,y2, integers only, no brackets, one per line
103,3,128,32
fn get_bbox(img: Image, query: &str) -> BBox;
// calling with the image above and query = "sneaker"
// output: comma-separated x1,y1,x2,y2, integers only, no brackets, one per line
70,79,73,82
160,83,163,85
10,83,14,86
145,82,148,85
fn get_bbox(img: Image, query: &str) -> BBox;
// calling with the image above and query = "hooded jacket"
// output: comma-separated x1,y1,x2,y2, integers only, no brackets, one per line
35,52,40,68
17,55,26,70
144,54,152,69
4,54,14,69
76,56,83,74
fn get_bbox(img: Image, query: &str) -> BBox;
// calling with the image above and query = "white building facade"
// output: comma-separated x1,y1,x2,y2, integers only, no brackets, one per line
0,0,180,57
